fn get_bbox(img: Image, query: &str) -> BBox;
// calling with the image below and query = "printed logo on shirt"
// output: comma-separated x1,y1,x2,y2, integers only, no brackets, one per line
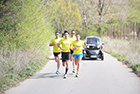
55,40,59,43
64,41,70,45
76,43,81,47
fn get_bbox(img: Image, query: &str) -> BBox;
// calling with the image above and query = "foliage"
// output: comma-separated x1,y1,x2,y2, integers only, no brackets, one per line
0,8,20,50
46,0,82,32
15,0,54,52
106,0,140,35
102,37,140,76
1,0,140,93
127,0,140,23
0,0,54,51
107,50,128,62
0,0,54,93
132,64,140,72
0,47,49,93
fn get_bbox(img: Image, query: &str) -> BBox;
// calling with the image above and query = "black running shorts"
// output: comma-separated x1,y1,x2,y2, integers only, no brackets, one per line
62,52,70,62
53,52,60,57
70,49,74,54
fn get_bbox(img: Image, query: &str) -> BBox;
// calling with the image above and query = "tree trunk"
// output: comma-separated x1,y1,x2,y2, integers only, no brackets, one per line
97,0,104,35
82,0,88,32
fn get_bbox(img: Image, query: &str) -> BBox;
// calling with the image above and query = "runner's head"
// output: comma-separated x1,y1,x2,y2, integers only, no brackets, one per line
76,33,80,41
55,31,60,38
64,30,69,39
71,30,75,37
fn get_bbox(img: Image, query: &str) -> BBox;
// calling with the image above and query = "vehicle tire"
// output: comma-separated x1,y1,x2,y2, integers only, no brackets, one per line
82,54,86,60
82,56,85,60
101,55,104,60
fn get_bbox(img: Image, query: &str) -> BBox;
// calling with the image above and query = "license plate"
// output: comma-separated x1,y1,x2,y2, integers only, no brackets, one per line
90,55,97,58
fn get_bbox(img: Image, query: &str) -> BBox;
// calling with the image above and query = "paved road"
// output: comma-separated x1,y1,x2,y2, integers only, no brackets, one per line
6,52,140,94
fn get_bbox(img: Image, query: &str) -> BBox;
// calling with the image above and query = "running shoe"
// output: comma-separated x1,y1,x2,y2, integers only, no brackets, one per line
72,69,75,73
64,74,67,78
75,73,79,77
56,70,59,74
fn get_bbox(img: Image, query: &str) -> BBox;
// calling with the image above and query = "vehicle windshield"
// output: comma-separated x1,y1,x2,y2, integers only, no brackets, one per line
86,38,100,45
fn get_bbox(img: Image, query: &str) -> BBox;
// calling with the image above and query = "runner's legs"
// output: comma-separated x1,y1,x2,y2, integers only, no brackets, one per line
54,55,60,71
75,57,81,74
70,50,75,72
62,52,70,75
54,53,61,72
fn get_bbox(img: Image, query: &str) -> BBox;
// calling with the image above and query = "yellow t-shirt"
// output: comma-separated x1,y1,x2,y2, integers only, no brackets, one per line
72,40,84,54
69,36,76,42
50,38,61,52
59,38,72,52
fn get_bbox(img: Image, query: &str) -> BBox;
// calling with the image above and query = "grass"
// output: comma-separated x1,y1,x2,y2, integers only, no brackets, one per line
101,37,140,74
0,47,51,94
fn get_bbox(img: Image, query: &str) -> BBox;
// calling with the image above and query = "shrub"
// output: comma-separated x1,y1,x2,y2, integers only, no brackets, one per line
101,37,140,66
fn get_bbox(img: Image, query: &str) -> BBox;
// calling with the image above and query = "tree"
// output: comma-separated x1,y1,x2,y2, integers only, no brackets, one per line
46,0,82,32
80,0,129,35
126,0,140,23
0,0,55,50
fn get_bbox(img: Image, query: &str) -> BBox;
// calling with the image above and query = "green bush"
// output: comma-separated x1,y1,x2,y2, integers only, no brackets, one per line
0,0,55,93
132,64,140,72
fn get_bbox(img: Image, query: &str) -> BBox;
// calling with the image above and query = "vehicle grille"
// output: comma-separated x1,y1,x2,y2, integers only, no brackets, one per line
86,50,97,55
87,46,98,50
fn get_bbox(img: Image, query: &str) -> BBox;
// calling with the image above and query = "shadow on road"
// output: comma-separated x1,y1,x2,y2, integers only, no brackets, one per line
49,56,101,61
82,58,97,60
29,72,76,80
29,73,63,79
49,57,62,60
82,58,103,61
49,58,55,60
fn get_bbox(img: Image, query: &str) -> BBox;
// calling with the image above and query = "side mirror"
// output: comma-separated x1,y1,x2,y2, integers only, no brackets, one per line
102,43,104,45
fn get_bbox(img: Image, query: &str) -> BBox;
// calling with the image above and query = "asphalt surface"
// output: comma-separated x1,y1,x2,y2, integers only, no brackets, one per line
6,51,140,94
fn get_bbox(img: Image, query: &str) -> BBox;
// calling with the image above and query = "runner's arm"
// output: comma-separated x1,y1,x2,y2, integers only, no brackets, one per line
49,43,57,46
70,44,73,50
57,43,65,50
71,44,77,50
83,45,85,49
73,47,77,50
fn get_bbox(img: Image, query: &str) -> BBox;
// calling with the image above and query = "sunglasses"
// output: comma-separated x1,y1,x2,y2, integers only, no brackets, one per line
72,33,75,34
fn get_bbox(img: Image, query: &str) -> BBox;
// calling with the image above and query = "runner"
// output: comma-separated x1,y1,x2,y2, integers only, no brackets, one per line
72,34,85,77
49,31,61,74
69,30,76,73
57,31,72,78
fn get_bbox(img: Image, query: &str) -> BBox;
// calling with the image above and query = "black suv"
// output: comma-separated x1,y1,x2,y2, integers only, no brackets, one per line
82,36,104,60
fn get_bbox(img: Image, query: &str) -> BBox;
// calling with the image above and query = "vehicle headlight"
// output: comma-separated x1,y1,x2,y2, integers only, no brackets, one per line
97,45,100,48
83,50,86,53
86,45,89,48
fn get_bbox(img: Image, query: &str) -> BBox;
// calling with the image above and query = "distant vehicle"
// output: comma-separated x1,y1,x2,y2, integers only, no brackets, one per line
82,36,104,60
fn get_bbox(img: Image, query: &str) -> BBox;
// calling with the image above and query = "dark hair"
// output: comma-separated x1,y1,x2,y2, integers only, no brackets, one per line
55,31,59,34
64,30,69,34
76,33,80,36
62,33,64,37
71,29,75,32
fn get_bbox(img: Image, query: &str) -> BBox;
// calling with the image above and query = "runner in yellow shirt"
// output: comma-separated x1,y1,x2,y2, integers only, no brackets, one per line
72,33,85,77
49,31,61,74
58,31,72,78
69,30,76,73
